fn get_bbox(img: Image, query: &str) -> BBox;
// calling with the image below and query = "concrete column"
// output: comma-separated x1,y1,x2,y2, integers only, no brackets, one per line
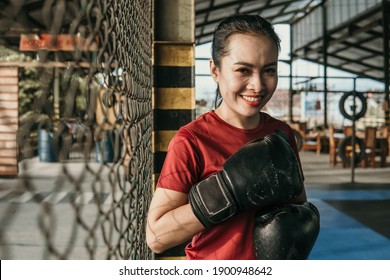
152,0,195,258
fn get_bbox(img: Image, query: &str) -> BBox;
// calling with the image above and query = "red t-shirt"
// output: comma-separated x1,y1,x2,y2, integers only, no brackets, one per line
156,110,302,260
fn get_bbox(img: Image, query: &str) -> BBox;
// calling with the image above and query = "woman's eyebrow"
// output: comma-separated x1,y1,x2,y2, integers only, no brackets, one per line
233,61,253,67
265,61,278,67
233,61,278,67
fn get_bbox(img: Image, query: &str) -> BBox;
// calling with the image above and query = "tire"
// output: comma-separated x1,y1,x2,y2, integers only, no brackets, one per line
337,136,365,165
339,92,367,120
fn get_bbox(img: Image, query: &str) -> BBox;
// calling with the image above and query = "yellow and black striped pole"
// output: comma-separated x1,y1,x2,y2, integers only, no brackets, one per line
152,0,195,259
153,44,195,184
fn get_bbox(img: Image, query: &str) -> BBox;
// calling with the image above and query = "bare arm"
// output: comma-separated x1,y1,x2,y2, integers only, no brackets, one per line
146,188,205,254
146,185,306,254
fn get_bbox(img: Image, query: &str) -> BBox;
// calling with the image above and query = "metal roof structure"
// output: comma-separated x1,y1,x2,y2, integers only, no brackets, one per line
195,0,322,44
195,0,390,84
0,0,72,47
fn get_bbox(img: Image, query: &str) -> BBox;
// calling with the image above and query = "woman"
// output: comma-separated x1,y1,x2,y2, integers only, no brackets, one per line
146,14,310,260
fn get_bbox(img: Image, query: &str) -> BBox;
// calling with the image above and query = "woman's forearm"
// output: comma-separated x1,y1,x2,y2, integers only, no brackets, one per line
146,201,204,254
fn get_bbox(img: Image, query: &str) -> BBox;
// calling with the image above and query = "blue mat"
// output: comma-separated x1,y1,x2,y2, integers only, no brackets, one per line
307,197,390,260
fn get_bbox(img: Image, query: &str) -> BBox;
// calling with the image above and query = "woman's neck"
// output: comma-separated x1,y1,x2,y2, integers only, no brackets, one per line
214,107,260,130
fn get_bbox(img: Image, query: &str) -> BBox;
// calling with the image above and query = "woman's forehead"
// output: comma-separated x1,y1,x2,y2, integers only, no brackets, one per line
225,34,278,60
227,33,276,50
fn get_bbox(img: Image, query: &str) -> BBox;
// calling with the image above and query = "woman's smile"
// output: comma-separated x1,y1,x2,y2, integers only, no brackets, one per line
240,94,263,107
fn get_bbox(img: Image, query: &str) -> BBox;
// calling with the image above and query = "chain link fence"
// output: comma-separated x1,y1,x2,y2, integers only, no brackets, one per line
0,0,153,259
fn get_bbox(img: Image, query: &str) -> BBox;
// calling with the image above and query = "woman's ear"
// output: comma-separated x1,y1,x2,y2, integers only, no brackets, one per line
210,59,219,82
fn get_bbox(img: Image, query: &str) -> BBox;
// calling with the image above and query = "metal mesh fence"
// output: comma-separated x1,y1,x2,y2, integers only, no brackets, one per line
0,0,153,259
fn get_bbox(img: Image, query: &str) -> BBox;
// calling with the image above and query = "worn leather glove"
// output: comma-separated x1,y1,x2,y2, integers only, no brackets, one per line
253,202,320,259
188,132,304,228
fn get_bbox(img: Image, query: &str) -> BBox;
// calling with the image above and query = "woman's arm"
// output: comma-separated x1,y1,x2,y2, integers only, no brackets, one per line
146,188,205,254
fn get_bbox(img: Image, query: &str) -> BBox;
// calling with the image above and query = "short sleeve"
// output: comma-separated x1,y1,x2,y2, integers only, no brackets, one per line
156,128,202,194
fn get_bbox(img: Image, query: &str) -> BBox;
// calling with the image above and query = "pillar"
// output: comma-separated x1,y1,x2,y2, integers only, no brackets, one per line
152,0,195,259
382,0,390,126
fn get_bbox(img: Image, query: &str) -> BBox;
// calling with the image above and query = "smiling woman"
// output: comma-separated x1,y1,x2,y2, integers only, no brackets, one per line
210,33,279,129
146,14,319,260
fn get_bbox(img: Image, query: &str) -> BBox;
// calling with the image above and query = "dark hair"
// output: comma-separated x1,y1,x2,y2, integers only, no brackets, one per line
211,14,281,108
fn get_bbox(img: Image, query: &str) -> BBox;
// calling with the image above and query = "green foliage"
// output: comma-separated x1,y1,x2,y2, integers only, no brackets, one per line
0,46,21,61
18,67,49,116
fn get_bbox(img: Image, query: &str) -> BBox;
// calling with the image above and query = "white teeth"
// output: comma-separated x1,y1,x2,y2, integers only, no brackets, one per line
241,95,260,102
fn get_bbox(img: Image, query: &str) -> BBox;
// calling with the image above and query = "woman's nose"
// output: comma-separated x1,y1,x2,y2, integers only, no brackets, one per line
249,74,264,93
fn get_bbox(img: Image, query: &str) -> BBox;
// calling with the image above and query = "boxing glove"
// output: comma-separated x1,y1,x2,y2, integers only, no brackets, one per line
188,132,304,228
253,202,320,259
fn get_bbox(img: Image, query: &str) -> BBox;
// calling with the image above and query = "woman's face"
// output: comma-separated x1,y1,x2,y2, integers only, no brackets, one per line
210,33,279,127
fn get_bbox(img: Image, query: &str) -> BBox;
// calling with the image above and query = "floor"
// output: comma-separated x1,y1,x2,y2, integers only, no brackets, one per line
300,151,390,260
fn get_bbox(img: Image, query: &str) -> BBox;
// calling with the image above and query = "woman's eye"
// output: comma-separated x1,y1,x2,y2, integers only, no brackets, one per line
264,68,277,75
237,68,250,74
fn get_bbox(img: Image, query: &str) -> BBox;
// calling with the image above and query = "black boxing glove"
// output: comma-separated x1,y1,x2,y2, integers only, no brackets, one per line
188,132,304,228
253,202,320,260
